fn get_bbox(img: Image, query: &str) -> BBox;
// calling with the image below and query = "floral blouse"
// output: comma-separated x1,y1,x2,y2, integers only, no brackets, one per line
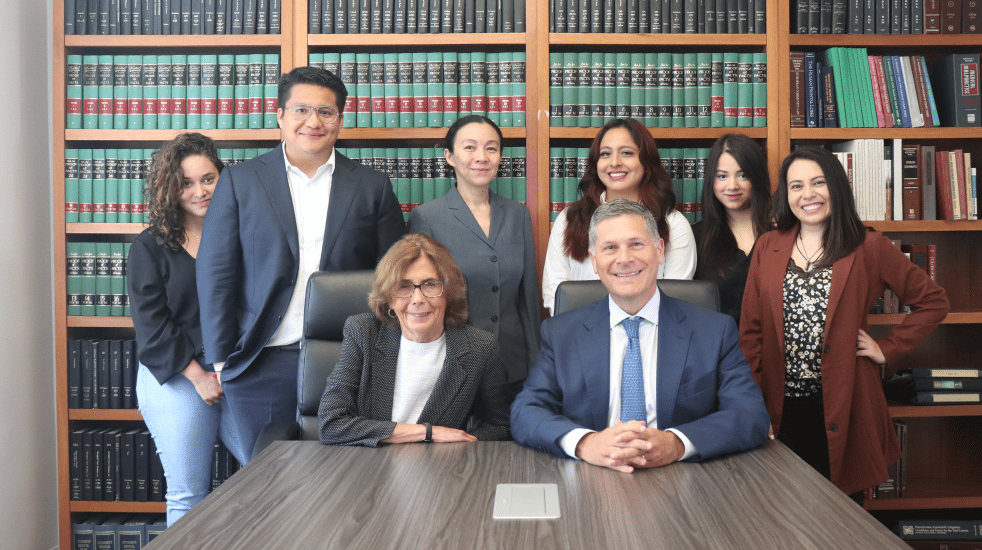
782,259,833,397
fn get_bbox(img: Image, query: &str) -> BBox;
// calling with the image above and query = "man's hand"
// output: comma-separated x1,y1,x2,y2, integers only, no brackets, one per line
575,420,653,473
615,427,685,469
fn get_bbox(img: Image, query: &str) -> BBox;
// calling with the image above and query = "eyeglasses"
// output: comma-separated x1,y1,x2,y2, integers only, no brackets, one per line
282,104,341,124
394,280,445,298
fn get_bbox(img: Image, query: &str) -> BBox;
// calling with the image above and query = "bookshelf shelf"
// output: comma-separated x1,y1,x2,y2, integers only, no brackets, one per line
788,128,982,140
70,501,166,514
866,221,982,232
549,33,768,47
65,129,283,142
888,404,982,418
869,312,982,325
788,34,982,48
307,33,528,47
69,409,144,421
549,127,769,140
866,495,982,511
67,317,134,328
337,127,527,141
66,223,146,235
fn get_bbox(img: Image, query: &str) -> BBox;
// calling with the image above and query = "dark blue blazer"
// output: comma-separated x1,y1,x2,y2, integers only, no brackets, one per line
196,145,406,381
510,293,770,460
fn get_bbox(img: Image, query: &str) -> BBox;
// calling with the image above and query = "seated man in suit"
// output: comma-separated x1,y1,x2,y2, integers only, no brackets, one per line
511,199,769,472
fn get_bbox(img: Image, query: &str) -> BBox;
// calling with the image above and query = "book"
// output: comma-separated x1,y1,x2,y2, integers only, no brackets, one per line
902,144,923,220
789,51,806,128
912,368,981,377
914,391,981,404
915,377,982,390
931,53,981,127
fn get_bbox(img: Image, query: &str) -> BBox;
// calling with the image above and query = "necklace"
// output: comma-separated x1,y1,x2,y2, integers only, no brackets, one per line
795,234,823,272
186,227,201,241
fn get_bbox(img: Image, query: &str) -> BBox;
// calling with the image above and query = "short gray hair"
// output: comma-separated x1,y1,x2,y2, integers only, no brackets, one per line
588,199,661,253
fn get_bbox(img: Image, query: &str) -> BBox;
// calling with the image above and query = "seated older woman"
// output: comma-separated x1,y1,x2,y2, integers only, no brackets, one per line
318,233,511,446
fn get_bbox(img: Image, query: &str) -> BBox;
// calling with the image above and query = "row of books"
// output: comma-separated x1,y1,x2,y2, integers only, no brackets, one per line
68,339,139,410
871,239,938,314
342,147,528,220
66,53,281,131
65,0,281,35
307,51,527,129
897,519,982,544
549,52,767,129
869,419,908,498
548,0,766,33
67,242,131,317
65,147,271,224
72,513,166,550
794,0,981,33
308,0,526,33
910,367,982,404
548,147,709,223
69,427,165,502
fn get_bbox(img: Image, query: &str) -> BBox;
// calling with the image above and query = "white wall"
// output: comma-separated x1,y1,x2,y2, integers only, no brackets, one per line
0,0,58,548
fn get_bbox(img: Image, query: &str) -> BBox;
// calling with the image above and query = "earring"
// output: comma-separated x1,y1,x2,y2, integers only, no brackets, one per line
387,308,397,318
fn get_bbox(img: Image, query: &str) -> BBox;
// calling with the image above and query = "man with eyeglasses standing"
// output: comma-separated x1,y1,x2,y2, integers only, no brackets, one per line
197,66,406,462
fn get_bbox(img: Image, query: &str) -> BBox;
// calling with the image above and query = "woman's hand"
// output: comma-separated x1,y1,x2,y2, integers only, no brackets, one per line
181,359,224,405
430,426,478,443
856,329,886,366
382,423,478,444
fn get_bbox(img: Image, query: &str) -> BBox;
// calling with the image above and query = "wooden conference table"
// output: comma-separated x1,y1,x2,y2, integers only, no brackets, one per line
146,439,911,549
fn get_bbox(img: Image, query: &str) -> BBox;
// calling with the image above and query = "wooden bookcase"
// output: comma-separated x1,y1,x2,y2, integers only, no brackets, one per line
52,0,979,546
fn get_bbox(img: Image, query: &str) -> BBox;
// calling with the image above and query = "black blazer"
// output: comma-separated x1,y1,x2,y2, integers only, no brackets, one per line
318,313,511,446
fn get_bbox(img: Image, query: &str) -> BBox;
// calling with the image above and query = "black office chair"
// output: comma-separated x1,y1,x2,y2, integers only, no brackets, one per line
253,270,376,456
553,279,721,316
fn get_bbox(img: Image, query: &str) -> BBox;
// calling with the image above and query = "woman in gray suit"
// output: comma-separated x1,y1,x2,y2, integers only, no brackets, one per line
409,115,541,396
318,233,511,446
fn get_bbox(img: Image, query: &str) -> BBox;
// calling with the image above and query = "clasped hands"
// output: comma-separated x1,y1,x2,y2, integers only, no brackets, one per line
575,419,684,473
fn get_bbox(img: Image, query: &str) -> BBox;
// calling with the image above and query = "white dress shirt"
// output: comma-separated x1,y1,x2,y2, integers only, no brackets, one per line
390,334,447,424
559,290,697,461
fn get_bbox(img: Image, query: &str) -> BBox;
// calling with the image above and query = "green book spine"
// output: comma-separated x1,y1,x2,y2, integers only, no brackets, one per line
66,242,82,316
398,53,414,127
244,148,259,160
82,55,98,129
233,54,250,129
217,54,235,129
549,147,563,221
355,53,371,128
123,242,131,316
457,52,472,120
124,61,142,133
186,54,202,129
98,55,114,129
385,53,400,128
133,150,149,222
171,54,187,129
656,52,671,127
80,242,96,316
117,149,131,223
198,55,215,129
496,52,511,128
246,54,263,129
370,53,385,128
412,52,428,127
264,54,280,129
340,53,357,128
95,242,111,316
563,147,579,207
722,52,738,127
412,148,430,203
426,52,443,127
513,54,525,127
142,55,158,130
486,52,500,126
561,52,577,127
496,149,512,200
857,47,876,128
112,55,128,129
443,51,460,127
615,52,631,120
435,147,453,197
630,52,645,122
321,52,339,76
588,52,603,128
105,149,119,223
156,55,172,130
682,52,697,128
696,52,712,128
671,52,685,128
603,52,616,121
832,48,852,128
65,149,80,223
682,148,697,222
386,147,407,220
110,243,125,317
710,52,724,127
576,147,590,196
398,148,416,218
421,150,436,203
67,55,83,129
549,53,562,126
752,52,767,127
880,56,903,128
513,147,527,203
308,52,324,69
737,53,752,128
644,52,658,127
470,52,487,118
78,149,93,223
92,149,107,223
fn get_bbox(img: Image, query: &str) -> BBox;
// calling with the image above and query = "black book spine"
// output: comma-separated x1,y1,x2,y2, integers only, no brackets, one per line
109,339,122,409
204,0,216,33
70,430,83,499
754,0,766,31
158,0,170,32
515,0,525,30
68,339,82,409
256,0,268,32
486,0,498,30
671,0,683,31
102,429,117,501
82,429,94,500
230,0,242,32
441,0,453,31
168,0,179,33
87,0,99,33
98,0,110,33
135,430,150,501
347,0,359,32
308,0,320,32
91,429,103,499
110,0,120,34
149,437,165,501
66,0,78,34
372,0,383,32
181,0,191,32
191,0,202,32
97,339,110,409
122,339,136,408
268,0,279,32
211,440,222,490
384,0,394,31
453,0,465,31
81,340,94,409
242,0,256,32
323,0,335,31
120,429,135,501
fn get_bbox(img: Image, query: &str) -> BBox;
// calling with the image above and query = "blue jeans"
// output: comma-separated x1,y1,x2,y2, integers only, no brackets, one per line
137,363,248,526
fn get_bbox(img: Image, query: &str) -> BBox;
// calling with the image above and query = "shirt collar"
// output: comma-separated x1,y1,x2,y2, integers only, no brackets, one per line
608,287,661,329
281,145,336,178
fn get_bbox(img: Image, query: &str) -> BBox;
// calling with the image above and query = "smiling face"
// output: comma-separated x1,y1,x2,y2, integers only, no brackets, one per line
597,127,644,201
713,152,753,214
389,256,447,343
590,214,665,315
178,154,220,224
276,83,343,168
786,158,832,230
445,122,502,191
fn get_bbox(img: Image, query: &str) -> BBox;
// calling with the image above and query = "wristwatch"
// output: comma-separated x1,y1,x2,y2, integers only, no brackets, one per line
423,422,433,443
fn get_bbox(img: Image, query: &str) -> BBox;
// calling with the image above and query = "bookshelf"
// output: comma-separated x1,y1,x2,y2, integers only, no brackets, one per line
52,0,978,546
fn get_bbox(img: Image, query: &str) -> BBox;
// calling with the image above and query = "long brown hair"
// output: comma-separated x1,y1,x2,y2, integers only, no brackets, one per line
145,132,223,251
562,118,675,262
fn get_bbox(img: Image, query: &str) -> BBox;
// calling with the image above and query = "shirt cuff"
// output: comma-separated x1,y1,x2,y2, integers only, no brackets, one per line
559,428,594,459
213,361,225,373
666,428,697,461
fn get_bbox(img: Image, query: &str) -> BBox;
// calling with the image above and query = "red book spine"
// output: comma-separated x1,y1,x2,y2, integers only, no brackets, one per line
935,150,955,221
954,149,968,220
869,56,886,128
909,56,935,127
924,0,942,31
941,0,962,32
873,57,895,128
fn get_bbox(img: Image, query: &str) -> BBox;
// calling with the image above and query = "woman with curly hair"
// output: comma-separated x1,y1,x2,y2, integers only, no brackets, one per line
127,132,246,526
541,118,696,315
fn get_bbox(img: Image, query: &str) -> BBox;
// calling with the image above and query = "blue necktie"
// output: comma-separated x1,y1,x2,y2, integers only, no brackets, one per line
619,316,646,423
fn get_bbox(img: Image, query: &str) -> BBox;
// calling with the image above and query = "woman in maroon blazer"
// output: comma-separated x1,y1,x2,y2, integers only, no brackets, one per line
739,146,949,499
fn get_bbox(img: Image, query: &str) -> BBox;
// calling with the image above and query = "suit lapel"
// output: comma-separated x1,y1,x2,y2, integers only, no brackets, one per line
767,230,795,356
824,236,859,335
367,323,401,422
418,326,469,424
446,185,492,247
320,153,358,267
655,296,689,430
575,301,611,431
256,145,299,259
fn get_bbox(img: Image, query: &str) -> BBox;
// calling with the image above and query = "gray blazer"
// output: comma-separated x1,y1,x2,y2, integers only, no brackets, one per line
318,313,511,447
409,185,541,385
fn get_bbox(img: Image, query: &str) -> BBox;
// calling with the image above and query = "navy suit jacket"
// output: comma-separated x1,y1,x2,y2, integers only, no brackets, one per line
197,145,406,381
511,293,770,461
